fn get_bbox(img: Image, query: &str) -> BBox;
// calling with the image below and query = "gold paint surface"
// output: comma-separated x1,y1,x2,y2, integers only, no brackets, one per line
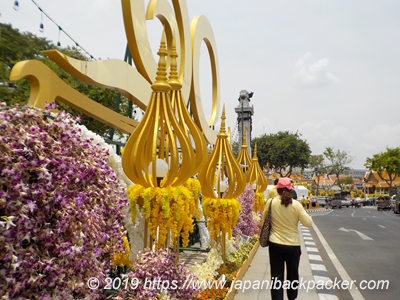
10,60,138,134
122,36,195,187
11,0,220,142
236,126,252,174
168,37,208,175
198,105,245,199
245,143,267,193
44,50,152,110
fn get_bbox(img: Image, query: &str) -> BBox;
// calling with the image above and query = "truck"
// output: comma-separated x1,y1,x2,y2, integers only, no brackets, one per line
330,199,342,209
377,196,391,211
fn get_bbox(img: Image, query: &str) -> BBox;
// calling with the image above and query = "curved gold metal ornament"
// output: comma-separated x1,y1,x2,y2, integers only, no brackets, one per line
236,126,252,174
190,15,219,142
168,38,208,175
9,60,138,134
43,50,152,110
122,35,195,187
13,0,220,143
198,105,245,199
245,143,268,193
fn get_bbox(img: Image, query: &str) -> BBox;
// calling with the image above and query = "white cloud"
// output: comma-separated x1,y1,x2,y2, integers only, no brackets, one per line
297,120,400,169
294,52,340,88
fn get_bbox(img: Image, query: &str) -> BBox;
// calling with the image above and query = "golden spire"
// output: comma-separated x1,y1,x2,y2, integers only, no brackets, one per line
236,125,252,174
151,33,170,93
122,33,195,187
198,105,245,199
168,36,208,175
245,143,267,193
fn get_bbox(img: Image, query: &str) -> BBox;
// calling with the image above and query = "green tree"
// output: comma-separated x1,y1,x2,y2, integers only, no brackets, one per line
337,176,354,193
323,147,353,192
252,131,311,177
365,147,400,194
308,154,327,195
0,23,130,138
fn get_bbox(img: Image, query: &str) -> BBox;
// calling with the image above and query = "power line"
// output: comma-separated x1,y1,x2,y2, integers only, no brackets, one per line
13,0,96,60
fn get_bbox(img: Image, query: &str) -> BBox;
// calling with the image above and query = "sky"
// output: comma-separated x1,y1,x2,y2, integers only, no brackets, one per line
1,0,400,169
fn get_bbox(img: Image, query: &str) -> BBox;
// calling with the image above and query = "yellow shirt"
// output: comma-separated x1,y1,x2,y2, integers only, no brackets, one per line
267,187,278,200
264,196,312,246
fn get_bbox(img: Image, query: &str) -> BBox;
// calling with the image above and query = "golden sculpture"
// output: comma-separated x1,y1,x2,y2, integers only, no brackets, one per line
10,0,220,143
236,126,252,174
246,143,267,194
198,105,245,262
168,37,208,175
198,105,245,199
9,60,138,134
122,34,195,188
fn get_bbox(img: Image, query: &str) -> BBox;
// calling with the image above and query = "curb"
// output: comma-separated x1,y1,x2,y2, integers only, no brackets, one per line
300,225,338,300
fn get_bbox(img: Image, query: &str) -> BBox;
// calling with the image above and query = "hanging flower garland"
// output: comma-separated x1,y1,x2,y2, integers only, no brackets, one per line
111,235,133,268
126,182,200,248
254,192,265,212
202,197,241,240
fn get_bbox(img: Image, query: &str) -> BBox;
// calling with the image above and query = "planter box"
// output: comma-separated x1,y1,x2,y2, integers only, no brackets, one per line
224,240,260,300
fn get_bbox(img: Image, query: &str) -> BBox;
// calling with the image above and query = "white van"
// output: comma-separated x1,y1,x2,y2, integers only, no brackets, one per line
263,185,309,201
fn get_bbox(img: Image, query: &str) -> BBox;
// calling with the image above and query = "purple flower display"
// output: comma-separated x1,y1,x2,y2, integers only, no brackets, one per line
0,103,127,299
114,248,199,300
233,184,259,237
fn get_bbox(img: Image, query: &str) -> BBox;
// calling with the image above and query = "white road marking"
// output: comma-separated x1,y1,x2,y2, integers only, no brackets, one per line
306,246,318,252
378,225,386,228
313,223,365,300
309,254,323,261
339,227,373,241
362,218,367,220
310,263,327,271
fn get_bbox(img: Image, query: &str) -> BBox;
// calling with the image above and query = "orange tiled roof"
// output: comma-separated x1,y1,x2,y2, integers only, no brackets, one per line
364,171,400,187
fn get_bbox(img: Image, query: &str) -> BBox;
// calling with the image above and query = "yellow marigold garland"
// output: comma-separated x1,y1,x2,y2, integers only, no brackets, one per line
183,178,201,219
126,180,200,248
254,192,265,212
202,197,241,240
111,235,133,267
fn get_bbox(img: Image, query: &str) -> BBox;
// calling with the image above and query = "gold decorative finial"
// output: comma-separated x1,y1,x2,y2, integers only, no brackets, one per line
198,104,245,199
246,142,267,193
236,125,252,174
151,33,170,92
168,36,180,89
242,126,247,145
122,34,196,188
168,36,208,175
218,104,227,136
252,142,257,158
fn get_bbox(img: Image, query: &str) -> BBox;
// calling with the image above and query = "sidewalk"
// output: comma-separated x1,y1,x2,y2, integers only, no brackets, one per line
233,226,320,300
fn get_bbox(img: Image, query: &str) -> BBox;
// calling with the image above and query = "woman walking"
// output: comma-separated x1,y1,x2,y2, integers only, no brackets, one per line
264,177,313,300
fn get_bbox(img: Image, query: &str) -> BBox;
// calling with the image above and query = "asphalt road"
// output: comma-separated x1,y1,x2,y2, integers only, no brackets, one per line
310,207,400,300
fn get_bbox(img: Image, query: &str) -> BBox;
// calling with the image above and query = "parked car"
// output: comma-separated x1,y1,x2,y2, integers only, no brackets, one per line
391,195,396,208
317,196,327,208
341,198,351,208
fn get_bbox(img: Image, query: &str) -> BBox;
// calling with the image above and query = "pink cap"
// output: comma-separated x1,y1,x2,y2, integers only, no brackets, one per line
276,178,294,191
